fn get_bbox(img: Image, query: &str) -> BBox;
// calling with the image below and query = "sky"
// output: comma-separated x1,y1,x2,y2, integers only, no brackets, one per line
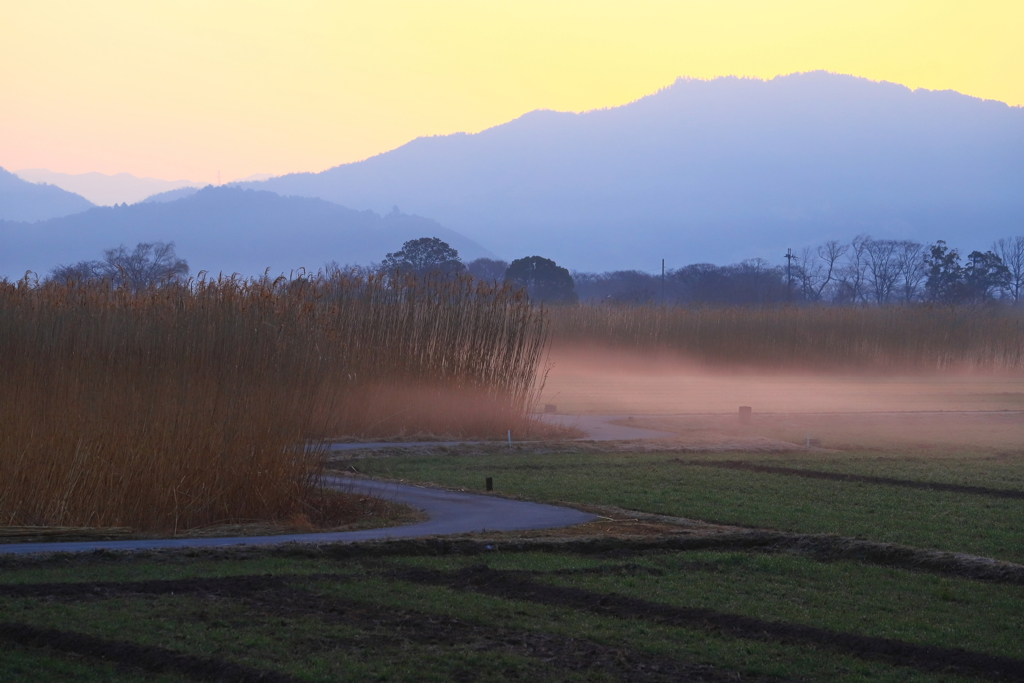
2,1,1021,185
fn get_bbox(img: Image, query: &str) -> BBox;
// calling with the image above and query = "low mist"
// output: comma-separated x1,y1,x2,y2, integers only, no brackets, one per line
541,345,1024,451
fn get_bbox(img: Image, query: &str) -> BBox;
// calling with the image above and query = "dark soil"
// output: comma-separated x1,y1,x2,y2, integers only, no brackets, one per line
4,527,1023,586
1,572,777,683
676,459,1024,499
0,621,300,682
393,564,1024,681
306,532,1024,585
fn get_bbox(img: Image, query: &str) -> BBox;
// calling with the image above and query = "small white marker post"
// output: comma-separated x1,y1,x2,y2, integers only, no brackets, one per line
507,430,512,448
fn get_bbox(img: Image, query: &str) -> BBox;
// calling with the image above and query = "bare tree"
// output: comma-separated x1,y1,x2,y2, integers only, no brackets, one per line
795,247,825,302
865,239,900,304
814,240,848,301
835,234,871,304
993,236,1024,304
49,242,189,291
893,240,927,302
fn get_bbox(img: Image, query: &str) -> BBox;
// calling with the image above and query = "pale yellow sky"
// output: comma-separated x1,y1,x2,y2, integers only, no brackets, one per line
2,1,1021,184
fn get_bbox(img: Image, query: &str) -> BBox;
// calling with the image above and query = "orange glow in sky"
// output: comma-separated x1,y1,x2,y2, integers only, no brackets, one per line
2,0,1021,184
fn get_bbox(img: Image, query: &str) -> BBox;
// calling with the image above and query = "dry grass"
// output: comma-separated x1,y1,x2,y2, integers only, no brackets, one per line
0,273,545,531
549,304,1024,372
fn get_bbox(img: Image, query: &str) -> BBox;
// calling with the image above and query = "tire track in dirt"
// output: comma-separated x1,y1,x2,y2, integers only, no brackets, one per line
0,621,300,683
0,571,778,683
676,459,1024,499
392,564,1024,681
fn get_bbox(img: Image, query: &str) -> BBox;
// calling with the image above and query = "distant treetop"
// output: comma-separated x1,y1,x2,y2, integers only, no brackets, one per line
381,237,464,276
505,256,577,304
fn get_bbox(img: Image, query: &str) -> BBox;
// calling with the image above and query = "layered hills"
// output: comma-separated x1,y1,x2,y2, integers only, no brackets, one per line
0,185,494,279
0,167,95,222
12,169,201,207
246,71,1024,271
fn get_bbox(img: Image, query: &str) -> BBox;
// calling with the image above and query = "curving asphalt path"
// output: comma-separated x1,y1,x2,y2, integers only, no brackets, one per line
0,414,649,556
0,475,596,556
324,413,676,451
541,414,677,440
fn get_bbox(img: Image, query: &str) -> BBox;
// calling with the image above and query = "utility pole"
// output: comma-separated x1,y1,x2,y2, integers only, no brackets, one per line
661,258,665,304
784,248,795,303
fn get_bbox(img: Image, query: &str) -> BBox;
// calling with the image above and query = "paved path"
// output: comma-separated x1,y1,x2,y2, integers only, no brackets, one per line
325,414,676,452
0,476,596,556
327,441,478,452
541,414,677,440
0,415,652,555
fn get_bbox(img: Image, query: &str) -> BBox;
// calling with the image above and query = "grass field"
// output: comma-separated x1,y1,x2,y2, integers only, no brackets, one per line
1,538,1022,682
352,447,1024,564
2,442,1021,682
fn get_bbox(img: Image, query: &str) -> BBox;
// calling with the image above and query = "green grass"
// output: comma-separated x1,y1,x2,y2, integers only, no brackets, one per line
0,645,189,683
1,550,1017,682
353,448,1024,562
3,446,1022,681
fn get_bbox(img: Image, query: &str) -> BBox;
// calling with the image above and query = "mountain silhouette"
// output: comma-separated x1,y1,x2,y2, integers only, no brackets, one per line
0,167,95,222
0,185,495,279
244,71,1024,271
141,186,200,203
13,169,201,206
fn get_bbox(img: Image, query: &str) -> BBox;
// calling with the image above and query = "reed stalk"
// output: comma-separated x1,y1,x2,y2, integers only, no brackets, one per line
0,273,545,531
548,304,1024,372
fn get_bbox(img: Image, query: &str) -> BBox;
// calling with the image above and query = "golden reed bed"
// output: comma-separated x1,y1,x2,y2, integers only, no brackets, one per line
0,274,545,532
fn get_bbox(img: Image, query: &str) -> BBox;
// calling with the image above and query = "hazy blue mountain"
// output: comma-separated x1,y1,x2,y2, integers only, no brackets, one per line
245,72,1024,271
14,169,201,206
0,185,496,280
0,167,95,222
141,186,201,203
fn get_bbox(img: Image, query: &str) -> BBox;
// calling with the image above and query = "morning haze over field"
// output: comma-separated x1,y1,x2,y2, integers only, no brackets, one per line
3,4,1024,682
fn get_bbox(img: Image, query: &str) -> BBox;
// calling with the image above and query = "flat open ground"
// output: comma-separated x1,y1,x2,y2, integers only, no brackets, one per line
539,346,1024,450
2,346,1022,682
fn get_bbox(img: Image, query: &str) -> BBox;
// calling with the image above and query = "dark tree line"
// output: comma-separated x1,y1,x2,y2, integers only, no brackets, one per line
367,238,579,304
47,234,1023,308
571,235,1024,306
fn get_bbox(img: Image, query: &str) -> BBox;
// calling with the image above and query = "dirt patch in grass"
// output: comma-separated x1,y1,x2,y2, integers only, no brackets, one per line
0,573,776,683
675,459,1024,499
4,516,1023,586
393,564,1024,681
0,621,300,683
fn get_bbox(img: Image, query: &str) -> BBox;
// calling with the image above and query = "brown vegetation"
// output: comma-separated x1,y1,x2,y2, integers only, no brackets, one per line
0,273,545,531
549,304,1024,372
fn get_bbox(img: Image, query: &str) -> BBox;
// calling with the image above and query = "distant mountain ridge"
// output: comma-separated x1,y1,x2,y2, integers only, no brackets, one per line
141,186,202,203
13,169,202,206
0,186,495,279
0,167,95,222
244,71,1024,271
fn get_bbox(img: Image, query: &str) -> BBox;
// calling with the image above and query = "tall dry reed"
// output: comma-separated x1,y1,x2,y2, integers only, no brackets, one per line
0,273,545,531
549,305,1024,372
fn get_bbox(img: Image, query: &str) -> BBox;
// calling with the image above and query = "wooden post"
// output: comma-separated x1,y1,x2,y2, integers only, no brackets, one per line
486,477,493,491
